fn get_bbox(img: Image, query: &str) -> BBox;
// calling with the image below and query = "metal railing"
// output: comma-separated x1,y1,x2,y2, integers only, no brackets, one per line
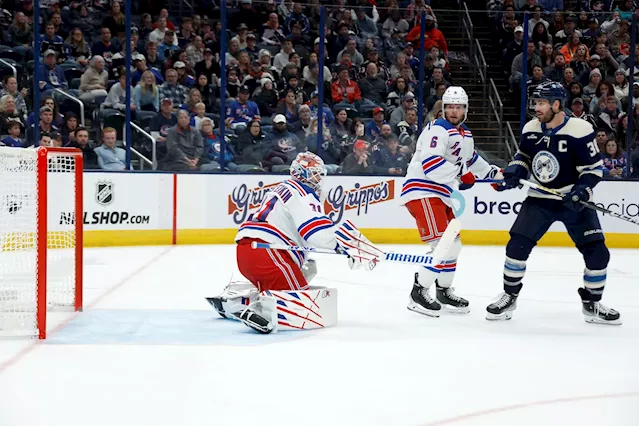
474,39,487,116
122,122,157,170
54,89,85,126
488,78,504,156
462,3,474,60
0,58,16,80
505,121,518,158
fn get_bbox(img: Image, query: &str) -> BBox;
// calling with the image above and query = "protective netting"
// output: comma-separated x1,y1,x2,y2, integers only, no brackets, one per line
0,148,79,338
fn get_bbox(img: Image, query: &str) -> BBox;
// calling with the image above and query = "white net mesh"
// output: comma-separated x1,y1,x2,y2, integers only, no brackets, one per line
0,147,79,338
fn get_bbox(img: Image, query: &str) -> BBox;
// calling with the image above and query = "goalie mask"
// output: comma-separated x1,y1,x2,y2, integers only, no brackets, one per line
442,86,469,124
290,151,327,194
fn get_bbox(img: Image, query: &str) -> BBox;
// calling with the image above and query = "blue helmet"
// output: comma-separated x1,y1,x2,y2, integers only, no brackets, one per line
531,81,567,105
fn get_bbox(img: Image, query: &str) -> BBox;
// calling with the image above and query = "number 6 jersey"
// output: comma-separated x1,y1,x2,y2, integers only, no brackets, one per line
401,118,497,207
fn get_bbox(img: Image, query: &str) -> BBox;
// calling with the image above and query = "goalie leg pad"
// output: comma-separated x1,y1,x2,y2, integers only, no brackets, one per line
262,287,338,332
205,281,258,319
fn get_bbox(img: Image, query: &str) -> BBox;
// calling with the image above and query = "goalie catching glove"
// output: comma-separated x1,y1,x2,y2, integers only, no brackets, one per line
334,220,383,271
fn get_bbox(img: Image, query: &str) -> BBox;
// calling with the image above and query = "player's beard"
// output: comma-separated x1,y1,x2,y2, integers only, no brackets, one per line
445,114,464,126
537,109,554,123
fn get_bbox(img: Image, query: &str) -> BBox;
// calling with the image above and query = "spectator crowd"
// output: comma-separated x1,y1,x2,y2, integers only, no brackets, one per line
0,0,455,174
492,0,638,178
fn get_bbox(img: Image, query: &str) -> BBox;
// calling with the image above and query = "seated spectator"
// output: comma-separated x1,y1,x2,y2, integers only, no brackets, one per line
0,95,24,132
602,137,628,178
426,99,443,122
292,104,313,141
365,107,387,139
569,98,597,129
373,134,407,175
160,68,189,109
235,120,268,169
150,99,177,146
26,106,58,145
263,114,302,167
596,95,623,135
276,89,300,123
331,67,363,109
200,117,235,171
308,90,334,127
150,17,177,46
407,14,448,56
305,117,341,174
194,74,216,113
387,77,413,110
38,132,54,147
503,26,524,73
342,139,373,174
182,88,202,114
157,30,180,62
554,15,581,45
95,127,126,170
390,94,415,128
395,108,419,141
561,67,577,91
164,110,204,170
0,75,29,120
61,112,79,146
253,78,279,117
177,17,196,49
190,102,207,131
38,50,67,92
273,39,296,74
8,12,33,59
544,52,566,82
104,69,136,113
262,12,286,47
65,27,91,68
186,35,205,67
359,63,387,107
79,55,109,104
144,41,165,71
132,54,164,86
569,45,590,78
226,85,260,131
194,48,220,87
613,69,629,102
583,68,602,101
607,20,630,56
91,27,119,68
559,33,584,64
382,9,409,39
134,70,160,112
50,131,64,148
1,121,23,147
40,22,65,61
590,82,622,115
102,1,126,40
329,108,352,144
593,43,620,80
338,38,364,68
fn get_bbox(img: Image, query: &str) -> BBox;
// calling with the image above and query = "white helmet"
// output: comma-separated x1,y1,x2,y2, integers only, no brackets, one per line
442,86,469,123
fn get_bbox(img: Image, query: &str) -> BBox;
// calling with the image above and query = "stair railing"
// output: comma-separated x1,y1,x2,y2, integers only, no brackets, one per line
474,39,487,117
0,58,16,80
54,88,85,126
505,121,518,158
122,122,157,170
462,3,474,61
488,78,504,157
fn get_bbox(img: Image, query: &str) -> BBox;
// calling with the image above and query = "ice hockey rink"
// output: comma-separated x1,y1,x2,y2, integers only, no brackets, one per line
0,244,638,426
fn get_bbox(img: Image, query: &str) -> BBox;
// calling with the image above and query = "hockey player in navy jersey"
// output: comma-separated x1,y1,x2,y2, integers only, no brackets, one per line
486,81,621,325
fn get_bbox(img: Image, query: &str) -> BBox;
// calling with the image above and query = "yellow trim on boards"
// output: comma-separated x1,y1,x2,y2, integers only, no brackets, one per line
78,229,639,249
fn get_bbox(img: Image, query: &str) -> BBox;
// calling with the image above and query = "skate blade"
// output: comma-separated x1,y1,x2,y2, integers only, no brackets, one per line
407,301,441,318
486,311,513,321
441,304,471,315
231,311,274,334
205,297,228,319
584,315,622,326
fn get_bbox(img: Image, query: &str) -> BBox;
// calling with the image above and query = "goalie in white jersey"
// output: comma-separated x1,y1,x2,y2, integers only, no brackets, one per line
207,152,382,334
401,87,502,317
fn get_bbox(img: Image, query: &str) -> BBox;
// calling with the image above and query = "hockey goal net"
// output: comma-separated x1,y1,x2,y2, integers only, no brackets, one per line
0,147,83,339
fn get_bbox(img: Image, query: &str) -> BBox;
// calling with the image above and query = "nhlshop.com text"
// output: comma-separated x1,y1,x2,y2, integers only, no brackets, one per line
59,211,150,225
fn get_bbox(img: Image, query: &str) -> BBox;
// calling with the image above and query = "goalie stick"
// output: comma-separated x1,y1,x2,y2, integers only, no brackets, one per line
251,218,462,267
519,179,639,226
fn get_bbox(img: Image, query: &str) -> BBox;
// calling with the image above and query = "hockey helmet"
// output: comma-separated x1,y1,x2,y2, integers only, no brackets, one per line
531,81,566,107
290,151,327,193
442,86,469,122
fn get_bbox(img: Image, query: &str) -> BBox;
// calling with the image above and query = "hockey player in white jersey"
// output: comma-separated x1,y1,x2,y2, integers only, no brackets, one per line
208,151,382,333
401,87,502,317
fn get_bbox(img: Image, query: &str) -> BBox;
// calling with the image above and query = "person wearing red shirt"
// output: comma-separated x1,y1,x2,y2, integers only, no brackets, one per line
406,14,448,55
331,67,362,107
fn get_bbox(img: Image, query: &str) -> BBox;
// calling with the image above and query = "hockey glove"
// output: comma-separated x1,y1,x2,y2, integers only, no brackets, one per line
458,170,476,191
563,185,592,212
497,162,528,191
335,220,383,271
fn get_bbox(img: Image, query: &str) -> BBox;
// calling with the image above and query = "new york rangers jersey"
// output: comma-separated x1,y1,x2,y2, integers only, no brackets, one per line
235,179,336,267
515,117,602,199
401,118,496,206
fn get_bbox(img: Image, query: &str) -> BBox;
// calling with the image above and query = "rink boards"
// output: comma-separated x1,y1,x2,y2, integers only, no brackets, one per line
48,172,639,248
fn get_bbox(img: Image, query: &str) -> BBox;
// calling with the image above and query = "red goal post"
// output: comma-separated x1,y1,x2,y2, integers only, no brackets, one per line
0,147,83,339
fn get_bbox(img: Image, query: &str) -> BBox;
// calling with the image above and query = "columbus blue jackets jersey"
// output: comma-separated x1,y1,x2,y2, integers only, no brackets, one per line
515,116,603,200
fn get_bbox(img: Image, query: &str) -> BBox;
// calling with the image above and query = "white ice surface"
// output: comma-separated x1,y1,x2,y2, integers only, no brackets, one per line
0,244,638,426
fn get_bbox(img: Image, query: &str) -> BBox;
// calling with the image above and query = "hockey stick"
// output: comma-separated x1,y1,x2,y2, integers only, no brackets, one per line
251,218,462,267
519,179,639,225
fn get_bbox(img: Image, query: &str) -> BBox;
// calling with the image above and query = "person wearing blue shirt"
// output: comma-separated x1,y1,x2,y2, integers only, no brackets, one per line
132,54,164,86
40,22,65,61
157,31,180,62
90,27,120,68
365,107,387,139
1,121,23,147
226,86,261,131
38,50,67,92
308,91,334,126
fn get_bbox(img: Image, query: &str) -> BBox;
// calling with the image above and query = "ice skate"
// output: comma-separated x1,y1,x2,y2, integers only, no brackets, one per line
205,282,257,319
232,307,274,334
578,288,621,325
436,282,470,314
486,292,519,321
407,273,441,317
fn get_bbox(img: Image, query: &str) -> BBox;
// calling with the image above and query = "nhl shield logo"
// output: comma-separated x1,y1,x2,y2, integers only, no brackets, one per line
96,181,114,206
